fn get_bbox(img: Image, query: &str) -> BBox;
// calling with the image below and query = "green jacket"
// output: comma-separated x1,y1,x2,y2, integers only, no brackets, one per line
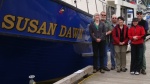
104,20,113,43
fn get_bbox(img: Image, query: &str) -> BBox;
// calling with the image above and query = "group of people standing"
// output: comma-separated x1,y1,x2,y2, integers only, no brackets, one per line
89,11,148,75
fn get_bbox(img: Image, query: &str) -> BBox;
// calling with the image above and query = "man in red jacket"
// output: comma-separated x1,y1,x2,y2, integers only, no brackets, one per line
128,18,145,75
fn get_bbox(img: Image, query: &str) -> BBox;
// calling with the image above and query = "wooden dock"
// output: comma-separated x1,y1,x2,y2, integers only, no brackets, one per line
78,40,150,84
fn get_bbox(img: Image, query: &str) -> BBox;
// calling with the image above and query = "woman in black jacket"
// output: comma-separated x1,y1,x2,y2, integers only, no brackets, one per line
89,13,106,73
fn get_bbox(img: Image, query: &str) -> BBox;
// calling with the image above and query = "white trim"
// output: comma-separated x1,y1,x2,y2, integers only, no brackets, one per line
122,1,137,9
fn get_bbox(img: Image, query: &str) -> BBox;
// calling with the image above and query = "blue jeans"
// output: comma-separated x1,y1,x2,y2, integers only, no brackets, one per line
104,42,115,67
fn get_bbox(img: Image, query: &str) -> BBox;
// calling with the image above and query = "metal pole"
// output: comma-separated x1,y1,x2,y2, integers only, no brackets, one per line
95,0,98,12
102,2,104,11
132,8,135,18
86,0,89,13
74,0,77,7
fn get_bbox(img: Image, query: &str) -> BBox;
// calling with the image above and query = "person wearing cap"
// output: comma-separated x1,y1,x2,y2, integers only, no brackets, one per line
89,13,106,73
100,11,113,71
112,16,129,72
136,11,148,75
128,18,145,75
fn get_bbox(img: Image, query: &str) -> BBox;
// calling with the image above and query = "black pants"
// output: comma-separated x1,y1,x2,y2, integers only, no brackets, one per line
92,40,106,70
130,44,144,72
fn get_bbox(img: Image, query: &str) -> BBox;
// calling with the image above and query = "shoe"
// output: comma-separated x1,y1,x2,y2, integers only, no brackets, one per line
117,69,120,73
122,68,127,72
135,72,140,75
121,68,127,72
100,69,105,73
120,68,122,71
111,67,115,70
130,72,134,75
103,67,110,71
141,69,146,75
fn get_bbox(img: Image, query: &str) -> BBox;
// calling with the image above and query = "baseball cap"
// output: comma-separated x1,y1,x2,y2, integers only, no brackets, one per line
136,11,143,14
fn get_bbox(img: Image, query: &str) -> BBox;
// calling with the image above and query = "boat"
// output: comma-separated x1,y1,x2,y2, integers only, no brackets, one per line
0,0,141,84
0,0,94,84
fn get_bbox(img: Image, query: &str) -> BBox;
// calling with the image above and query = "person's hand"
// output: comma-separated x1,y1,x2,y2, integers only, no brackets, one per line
106,31,111,35
119,42,125,45
122,42,125,45
119,42,123,45
96,38,101,42
133,36,138,40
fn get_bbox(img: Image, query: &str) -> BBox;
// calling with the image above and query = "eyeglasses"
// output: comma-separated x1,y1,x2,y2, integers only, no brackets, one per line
137,13,142,15
101,14,106,16
112,18,117,19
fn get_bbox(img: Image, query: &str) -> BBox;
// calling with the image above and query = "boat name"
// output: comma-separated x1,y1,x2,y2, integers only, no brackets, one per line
1,14,84,39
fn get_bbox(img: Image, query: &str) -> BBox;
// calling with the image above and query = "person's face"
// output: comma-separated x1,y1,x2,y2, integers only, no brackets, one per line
111,16,117,23
133,21,138,26
94,14,100,21
118,19,124,26
136,12,143,20
100,12,106,20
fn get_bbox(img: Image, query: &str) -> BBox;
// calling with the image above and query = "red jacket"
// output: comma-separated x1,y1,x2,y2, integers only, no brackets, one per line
112,25,129,45
128,25,145,44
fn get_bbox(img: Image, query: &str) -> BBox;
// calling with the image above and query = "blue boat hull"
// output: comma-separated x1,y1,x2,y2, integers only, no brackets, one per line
0,0,93,83
0,35,92,84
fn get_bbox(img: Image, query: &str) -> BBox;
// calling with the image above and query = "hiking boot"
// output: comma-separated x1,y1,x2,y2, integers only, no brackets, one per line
141,69,146,75
111,66,115,70
100,69,105,73
117,69,120,73
122,68,127,72
103,67,110,71
121,68,127,72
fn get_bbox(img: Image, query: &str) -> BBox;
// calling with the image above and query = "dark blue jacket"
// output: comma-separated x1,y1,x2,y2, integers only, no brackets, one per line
138,19,148,39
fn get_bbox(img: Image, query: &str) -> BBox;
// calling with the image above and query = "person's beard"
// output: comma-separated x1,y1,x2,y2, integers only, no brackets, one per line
113,21,117,24
101,18,106,21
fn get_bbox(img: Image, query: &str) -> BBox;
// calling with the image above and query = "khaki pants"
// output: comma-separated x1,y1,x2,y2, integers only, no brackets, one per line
114,45,127,70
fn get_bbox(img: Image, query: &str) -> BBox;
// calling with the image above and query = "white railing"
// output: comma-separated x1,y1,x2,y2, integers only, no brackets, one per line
61,0,107,15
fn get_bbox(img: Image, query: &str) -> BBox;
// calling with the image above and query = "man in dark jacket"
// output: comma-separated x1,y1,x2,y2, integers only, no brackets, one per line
136,11,148,75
